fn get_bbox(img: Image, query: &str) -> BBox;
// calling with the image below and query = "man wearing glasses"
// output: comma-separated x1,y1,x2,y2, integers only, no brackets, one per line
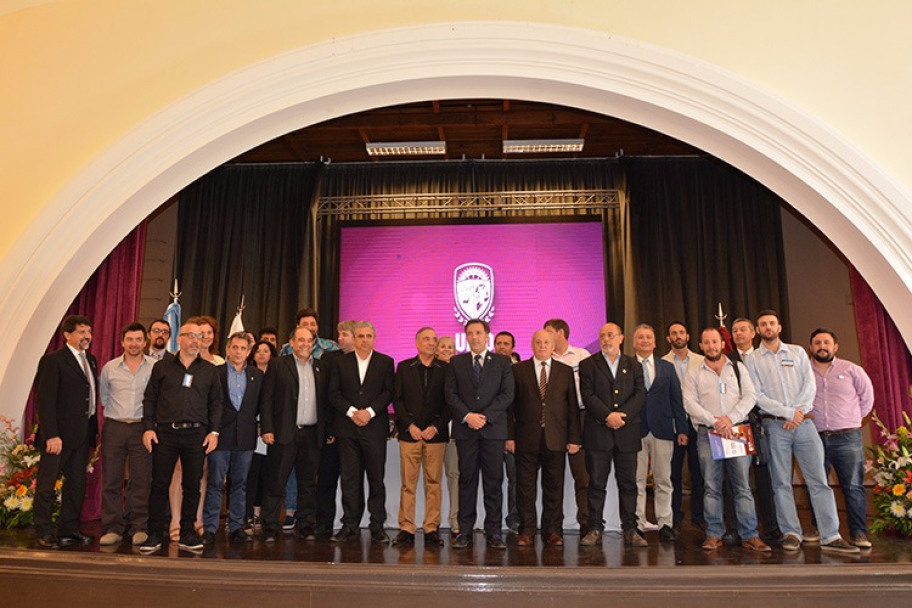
147,319,172,361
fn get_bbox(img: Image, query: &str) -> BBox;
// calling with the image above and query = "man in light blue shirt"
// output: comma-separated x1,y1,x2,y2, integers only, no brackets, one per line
745,310,858,554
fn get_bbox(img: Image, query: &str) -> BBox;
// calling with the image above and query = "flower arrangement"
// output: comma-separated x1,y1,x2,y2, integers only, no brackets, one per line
867,412,912,536
0,415,61,528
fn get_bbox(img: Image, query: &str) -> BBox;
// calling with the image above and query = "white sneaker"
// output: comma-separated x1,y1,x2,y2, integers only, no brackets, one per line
99,532,122,546
641,521,659,532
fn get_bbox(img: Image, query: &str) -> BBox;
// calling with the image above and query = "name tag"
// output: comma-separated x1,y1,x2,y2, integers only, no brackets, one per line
719,382,727,395
781,360,795,368
182,373,194,388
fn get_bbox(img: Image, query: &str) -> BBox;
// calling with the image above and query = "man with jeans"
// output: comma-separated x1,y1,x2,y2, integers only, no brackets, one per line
745,310,859,554
683,327,770,553
809,328,874,549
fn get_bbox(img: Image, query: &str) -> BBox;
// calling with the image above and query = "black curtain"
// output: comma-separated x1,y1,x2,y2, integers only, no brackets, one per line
176,164,320,343
625,157,790,344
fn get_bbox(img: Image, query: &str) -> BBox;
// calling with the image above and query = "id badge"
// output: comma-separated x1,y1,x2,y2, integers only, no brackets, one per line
183,373,194,388
781,359,795,368
719,382,727,395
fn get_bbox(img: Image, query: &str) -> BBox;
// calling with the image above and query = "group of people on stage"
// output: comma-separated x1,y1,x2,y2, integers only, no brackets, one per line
32,306,873,555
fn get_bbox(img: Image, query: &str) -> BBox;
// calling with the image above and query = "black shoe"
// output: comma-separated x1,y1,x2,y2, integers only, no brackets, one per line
371,529,390,544
332,527,359,543
506,519,521,535
282,515,296,531
201,531,216,545
229,529,252,543
392,530,415,546
37,534,57,549
424,530,443,546
314,525,333,540
178,532,204,551
139,534,163,554
452,533,472,549
296,526,316,541
486,534,506,550
262,529,279,543
57,532,91,547
659,526,676,543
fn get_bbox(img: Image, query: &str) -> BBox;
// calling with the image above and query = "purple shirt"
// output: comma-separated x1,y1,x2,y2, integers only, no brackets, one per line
811,357,874,432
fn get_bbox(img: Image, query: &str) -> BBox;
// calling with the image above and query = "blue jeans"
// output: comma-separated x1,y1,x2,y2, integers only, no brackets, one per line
696,427,759,540
764,418,841,543
820,429,867,536
204,448,254,534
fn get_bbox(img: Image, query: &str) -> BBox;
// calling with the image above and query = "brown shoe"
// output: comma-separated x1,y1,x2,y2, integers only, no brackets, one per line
624,530,648,548
702,535,723,551
516,533,534,547
579,530,602,546
742,536,772,552
546,532,564,546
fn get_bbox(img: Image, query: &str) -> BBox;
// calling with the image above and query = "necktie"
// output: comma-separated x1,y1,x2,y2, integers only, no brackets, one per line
79,351,96,416
539,362,548,426
473,354,482,384
643,358,652,390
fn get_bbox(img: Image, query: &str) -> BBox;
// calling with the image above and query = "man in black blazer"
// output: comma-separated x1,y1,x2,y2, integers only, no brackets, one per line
392,327,449,546
33,315,98,548
579,322,647,548
444,319,515,550
511,330,581,547
201,332,263,544
632,324,687,543
329,321,395,544
259,326,329,542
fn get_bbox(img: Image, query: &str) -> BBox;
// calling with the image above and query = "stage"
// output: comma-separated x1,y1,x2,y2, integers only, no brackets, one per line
1,509,911,607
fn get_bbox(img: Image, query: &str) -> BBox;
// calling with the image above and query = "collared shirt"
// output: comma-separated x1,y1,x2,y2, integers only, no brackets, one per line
67,343,96,415
226,363,248,411
143,352,223,433
148,347,167,361
347,351,376,419
552,344,591,407
470,349,489,368
811,357,875,432
683,357,756,429
534,357,552,384
99,354,156,420
601,351,620,377
637,354,654,390
737,346,755,359
280,337,340,360
669,352,693,384
295,356,317,426
745,341,816,418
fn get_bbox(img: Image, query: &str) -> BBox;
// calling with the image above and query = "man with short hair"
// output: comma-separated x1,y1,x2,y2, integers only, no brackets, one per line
141,322,223,553
663,321,706,529
33,315,99,548
579,323,647,547
493,329,522,534
745,310,859,554
445,319,515,550
544,318,591,535
511,330,581,547
684,327,771,553
280,308,340,359
809,328,875,549
258,327,279,350
329,321,395,544
731,318,757,359
99,322,156,547
632,324,686,542
202,332,263,545
392,327,449,546
147,319,172,361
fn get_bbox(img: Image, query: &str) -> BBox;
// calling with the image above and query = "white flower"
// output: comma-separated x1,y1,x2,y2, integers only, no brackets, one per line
892,456,912,470
18,496,32,511
3,496,20,510
22,455,39,467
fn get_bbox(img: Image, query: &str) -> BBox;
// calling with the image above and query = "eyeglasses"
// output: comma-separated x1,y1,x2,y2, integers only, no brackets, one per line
179,332,204,340
150,328,171,335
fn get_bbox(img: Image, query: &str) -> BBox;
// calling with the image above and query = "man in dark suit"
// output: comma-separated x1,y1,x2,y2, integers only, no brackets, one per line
444,318,515,550
632,323,687,543
201,332,263,544
579,322,647,547
259,326,329,542
329,321,395,544
392,327,449,546
33,315,99,548
511,330,581,547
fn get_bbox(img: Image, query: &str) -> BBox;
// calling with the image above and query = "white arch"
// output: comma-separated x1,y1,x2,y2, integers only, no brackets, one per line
2,21,910,420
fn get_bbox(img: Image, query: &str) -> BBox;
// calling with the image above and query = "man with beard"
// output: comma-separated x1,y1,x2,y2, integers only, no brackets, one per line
147,319,172,361
745,310,858,554
809,328,874,549
493,330,521,534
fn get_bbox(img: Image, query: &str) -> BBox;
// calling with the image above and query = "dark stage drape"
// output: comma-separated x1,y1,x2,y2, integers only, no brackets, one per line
625,157,790,343
25,222,147,521
175,164,321,342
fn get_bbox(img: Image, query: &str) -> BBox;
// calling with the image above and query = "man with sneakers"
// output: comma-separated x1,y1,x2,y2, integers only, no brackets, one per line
682,327,770,553
141,322,223,553
745,310,859,554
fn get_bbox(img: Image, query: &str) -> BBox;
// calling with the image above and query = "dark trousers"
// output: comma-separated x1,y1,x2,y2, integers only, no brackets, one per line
245,453,267,521
147,427,206,537
338,434,387,532
34,426,92,538
671,424,705,525
262,425,320,533
316,439,339,530
456,435,504,536
101,419,151,536
567,411,589,529
503,452,520,529
586,446,638,532
516,431,566,535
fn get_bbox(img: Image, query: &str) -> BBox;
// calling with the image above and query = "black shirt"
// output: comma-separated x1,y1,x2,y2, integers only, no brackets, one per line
143,352,223,433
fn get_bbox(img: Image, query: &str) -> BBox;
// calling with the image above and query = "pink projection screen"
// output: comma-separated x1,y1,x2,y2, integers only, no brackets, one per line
337,219,607,364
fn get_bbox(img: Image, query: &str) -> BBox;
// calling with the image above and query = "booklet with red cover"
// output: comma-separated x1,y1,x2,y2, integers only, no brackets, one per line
708,423,757,460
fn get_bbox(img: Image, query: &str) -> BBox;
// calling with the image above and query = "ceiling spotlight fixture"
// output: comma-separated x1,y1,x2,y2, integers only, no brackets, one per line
502,139,585,154
365,141,446,156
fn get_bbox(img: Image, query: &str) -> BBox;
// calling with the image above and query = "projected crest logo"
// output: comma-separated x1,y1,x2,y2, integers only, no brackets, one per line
454,263,495,325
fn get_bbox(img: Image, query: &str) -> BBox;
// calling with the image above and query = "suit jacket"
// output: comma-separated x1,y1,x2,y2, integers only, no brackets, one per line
320,348,345,437
662,350,705,379
510,358,581,452
328,350,395,440
260,354,329,446
579,352,645,452
216,363,264,451
639,357,687,441
35,347,98,449
393,356,449,443
445,351,515,441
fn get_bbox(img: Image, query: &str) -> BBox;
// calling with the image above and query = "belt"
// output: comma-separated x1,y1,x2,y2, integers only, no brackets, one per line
760,414,814,421
110,418,142,424
819,427,859,437
170,422,203,430
296,424,316,429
